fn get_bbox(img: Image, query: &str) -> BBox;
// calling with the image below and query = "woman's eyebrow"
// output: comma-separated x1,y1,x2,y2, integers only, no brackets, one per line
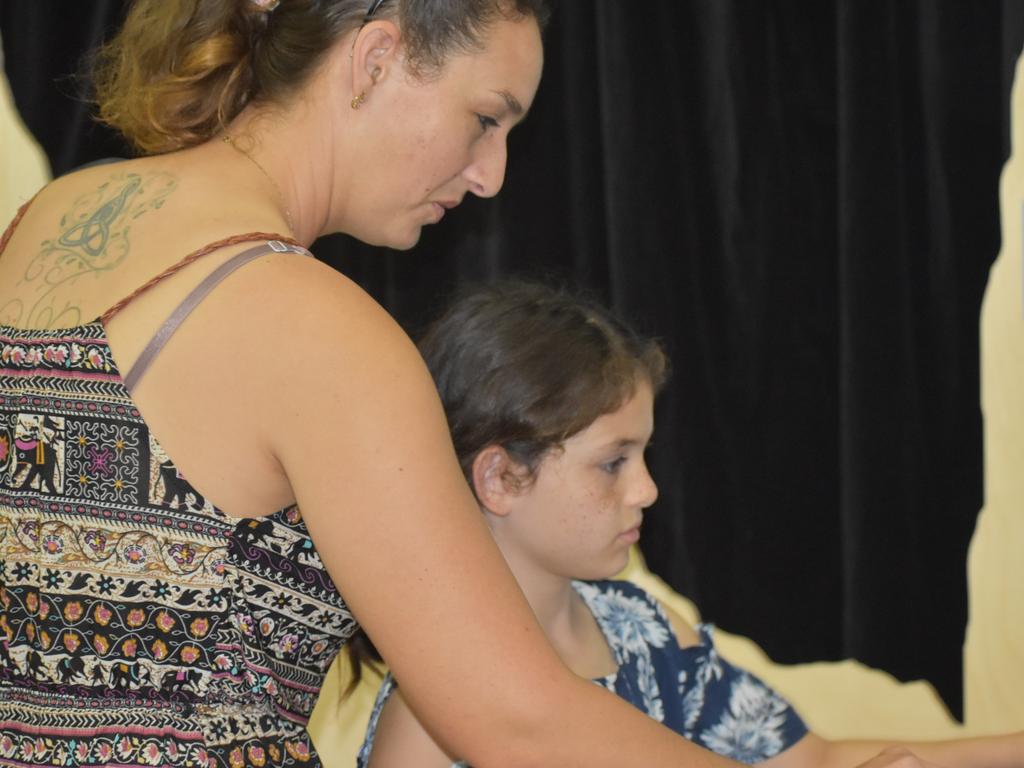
493,89,524,116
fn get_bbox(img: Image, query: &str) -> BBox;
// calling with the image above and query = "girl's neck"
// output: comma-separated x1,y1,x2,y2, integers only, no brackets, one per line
507,559,579,636
498,546,617,679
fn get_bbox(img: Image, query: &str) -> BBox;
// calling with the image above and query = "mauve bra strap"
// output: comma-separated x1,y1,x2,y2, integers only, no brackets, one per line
123,239,312,393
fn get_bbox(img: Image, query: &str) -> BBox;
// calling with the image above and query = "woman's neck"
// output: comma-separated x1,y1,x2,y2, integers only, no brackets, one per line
217,108,326,247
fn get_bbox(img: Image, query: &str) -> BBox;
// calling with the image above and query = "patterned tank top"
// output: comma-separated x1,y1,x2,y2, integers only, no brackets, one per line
0,208,359,767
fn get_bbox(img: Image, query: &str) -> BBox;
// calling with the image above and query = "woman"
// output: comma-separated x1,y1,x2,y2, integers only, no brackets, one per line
0,1,946,766
356,280,1024,768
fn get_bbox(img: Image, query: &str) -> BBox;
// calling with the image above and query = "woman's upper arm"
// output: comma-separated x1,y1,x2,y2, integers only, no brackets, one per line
265,269,566,757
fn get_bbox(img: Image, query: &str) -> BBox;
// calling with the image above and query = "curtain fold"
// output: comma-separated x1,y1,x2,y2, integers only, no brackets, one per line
3,0,1020,718
835,1,1007,713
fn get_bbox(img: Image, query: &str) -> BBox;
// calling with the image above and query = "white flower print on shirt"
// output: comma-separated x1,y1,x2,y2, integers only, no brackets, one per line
678,628,725,736
636,652,665,722
576,582,670,658
699,673,791,763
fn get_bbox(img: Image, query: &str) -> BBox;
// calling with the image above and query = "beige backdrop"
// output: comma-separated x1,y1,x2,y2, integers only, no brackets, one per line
963,45,1024,735
0,46,49,226
1,45,1020,767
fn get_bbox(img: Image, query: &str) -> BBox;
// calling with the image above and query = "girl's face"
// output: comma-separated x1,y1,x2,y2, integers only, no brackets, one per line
496,380,659,582
342,14,544,248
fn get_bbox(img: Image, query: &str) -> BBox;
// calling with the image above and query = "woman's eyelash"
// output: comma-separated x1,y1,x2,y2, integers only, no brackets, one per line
477,114,500,131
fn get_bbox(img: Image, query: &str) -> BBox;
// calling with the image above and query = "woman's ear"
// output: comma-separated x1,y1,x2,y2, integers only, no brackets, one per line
471,446,528,517
349,20,402,104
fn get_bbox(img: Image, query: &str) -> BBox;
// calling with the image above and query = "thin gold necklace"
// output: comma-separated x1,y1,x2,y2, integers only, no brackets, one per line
222,133,295,235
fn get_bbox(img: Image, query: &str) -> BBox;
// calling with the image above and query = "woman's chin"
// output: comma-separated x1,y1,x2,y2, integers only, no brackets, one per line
379,225,423,251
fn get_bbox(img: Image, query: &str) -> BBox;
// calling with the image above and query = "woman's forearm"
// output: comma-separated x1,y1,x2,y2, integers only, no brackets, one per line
452,671,746,768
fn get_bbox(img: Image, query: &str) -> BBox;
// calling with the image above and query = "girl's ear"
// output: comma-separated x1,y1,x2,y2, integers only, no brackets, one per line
471,445,528,517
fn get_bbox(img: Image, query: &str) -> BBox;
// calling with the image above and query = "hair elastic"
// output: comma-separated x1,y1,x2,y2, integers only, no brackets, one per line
364,0,386,22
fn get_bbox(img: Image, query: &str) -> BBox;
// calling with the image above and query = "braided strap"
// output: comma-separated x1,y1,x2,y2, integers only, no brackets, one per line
101,231,302,325
0,196,38,259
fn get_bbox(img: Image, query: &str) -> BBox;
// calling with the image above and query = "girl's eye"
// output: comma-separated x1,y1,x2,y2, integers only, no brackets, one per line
476,114,500,132
601,457,627,475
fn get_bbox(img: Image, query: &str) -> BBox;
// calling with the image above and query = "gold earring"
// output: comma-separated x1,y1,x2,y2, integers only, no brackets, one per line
351,92,367,110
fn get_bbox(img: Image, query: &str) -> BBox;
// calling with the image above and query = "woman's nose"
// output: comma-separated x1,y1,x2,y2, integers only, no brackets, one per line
463,136,508,198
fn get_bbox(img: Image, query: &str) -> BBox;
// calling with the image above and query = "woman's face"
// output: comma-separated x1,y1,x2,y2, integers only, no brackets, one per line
496,380,660,582
343,15,544,248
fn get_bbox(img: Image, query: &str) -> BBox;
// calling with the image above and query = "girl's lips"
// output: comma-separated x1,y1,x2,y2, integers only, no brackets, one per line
618,527,641,544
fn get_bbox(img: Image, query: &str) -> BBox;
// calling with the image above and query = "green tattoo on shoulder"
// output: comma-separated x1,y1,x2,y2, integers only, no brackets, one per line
58,174,142,256
16,171,177,329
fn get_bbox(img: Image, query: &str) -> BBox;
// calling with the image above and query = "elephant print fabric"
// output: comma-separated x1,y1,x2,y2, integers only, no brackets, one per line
9,414,64,495
0,320,359,766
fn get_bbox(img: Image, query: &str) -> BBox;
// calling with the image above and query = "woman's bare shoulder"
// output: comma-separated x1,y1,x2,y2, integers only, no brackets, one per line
8,152,284,257
237,251,415,359
221,250,442,457
25,156,166,210
4,154,236,269
5,159,144,236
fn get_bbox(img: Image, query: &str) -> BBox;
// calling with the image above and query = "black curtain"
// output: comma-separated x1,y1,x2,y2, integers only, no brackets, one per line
4,0,1022,719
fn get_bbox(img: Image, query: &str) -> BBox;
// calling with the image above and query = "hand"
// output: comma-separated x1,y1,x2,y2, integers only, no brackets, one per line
854,747,949,768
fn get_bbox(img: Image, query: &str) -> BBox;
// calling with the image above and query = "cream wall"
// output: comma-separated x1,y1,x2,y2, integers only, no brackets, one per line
963,49,1024,734
0,47,50,225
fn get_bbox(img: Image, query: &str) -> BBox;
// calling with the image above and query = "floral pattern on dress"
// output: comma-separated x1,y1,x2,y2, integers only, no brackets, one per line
357,579,807,767
575,579,672,720
581,581,807,764
700,672,793,762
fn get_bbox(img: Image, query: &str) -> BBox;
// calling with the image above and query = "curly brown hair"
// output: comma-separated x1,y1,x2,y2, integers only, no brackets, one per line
92,0,549,154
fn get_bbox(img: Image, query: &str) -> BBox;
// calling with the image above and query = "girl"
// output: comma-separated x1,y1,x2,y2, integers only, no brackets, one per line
356,280,1023,768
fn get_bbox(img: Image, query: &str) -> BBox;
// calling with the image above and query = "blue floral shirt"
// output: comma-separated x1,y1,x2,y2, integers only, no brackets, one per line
357,579,807,766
